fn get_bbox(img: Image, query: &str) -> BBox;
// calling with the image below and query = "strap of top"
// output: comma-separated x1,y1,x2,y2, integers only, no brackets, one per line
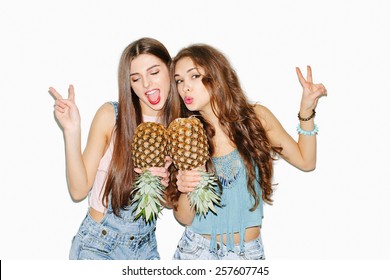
108,101,118,121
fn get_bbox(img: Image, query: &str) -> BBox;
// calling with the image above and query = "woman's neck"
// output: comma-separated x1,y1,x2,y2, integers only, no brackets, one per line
199,108,220,129
143,114,159,123
200,109,236,156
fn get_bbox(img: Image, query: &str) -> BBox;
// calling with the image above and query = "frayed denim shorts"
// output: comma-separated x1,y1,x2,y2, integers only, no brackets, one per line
69,205,159,260
173,228,265,260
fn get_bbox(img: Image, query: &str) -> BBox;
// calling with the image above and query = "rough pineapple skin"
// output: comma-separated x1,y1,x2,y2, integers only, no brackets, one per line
166,117,209,170
130,122,168,223
132,122,168,169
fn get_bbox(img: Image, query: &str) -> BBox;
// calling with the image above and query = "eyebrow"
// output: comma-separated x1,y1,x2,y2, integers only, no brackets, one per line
130,64,160,76
174,67,198,78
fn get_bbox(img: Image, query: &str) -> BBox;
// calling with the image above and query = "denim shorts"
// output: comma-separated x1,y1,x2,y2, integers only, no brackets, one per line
69,205,159,260
173,228,265,260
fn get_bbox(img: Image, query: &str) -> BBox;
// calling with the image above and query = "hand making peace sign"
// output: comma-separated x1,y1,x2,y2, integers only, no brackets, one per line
296,66,327,114
49,85,81,132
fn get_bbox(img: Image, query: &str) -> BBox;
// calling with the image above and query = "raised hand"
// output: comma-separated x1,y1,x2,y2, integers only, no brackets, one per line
296,66,327,114
49,85,81,131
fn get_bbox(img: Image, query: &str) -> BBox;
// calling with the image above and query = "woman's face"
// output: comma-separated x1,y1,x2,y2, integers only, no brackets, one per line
130,54,170,116
174,57,211,114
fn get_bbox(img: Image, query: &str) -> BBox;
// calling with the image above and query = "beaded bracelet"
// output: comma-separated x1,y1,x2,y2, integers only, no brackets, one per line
297,123,318,136
298,109,316,121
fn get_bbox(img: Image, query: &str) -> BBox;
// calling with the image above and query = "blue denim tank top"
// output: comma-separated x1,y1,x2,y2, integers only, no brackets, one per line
188,149,263,252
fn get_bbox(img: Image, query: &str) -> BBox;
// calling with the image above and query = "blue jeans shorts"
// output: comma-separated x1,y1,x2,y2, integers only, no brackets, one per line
173,228,265,260
69,207,159,260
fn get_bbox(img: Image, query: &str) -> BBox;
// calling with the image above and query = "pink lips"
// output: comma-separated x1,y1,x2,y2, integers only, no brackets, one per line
184,97,193,105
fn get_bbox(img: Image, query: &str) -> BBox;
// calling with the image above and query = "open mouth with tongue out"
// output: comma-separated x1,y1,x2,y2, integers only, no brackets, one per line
145,89,161,105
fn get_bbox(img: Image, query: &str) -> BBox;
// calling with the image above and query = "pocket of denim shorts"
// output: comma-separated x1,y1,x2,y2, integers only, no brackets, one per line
243,238,265,260
81,234,117,255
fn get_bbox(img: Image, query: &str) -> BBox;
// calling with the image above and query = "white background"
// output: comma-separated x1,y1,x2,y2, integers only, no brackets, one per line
0,0,389,261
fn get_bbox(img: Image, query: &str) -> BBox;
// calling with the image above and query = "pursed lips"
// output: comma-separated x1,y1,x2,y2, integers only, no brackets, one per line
184,96,193,105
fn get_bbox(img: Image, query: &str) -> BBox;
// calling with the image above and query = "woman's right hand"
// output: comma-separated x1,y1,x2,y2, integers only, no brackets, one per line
176,170,201,193
49,85,80,132
134,156,173,187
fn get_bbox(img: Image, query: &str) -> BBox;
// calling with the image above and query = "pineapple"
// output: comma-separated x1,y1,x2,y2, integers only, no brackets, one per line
131,122,168,223
167,116,221,216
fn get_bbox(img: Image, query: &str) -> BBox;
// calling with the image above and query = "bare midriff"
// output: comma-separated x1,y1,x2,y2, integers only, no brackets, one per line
202,226,260,244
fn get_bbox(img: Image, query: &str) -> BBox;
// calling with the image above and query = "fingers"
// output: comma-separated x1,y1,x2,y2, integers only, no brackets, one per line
176,170,201,193
296,65,313,87
160,177,169,187
68,84,75,102
164,156,173,169
295,67,306,87
49,85,75,100
178,169,202,178
306,65,313,83
54,104,66,114
54,98,74,113
48,87,63,100
134,167,142,174
319,83,327,95
148,167,169,177
178,185,196,193
313,83,328,98
134,167,170,187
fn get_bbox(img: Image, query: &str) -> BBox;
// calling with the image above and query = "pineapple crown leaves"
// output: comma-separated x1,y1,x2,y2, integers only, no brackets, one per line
130,170,166,223
188,171,221,217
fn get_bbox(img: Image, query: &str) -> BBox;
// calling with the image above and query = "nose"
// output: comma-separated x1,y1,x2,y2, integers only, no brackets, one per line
183,80,191,93
143,76,151,88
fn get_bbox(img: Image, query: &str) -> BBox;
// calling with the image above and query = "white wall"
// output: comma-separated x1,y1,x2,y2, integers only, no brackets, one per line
0,0,389,260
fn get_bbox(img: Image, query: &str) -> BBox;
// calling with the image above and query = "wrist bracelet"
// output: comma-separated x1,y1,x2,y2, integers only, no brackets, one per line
297,123,318,136
298,109,316,121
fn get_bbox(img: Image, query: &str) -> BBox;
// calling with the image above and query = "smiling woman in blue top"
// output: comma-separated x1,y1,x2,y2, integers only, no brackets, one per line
170,44,327,260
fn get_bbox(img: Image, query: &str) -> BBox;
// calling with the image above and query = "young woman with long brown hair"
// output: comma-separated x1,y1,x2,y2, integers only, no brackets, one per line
49,37,180,259
170,44,327,260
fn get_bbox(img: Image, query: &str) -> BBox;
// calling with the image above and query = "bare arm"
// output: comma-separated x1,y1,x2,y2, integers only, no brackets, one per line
49,85,115,201
256,66,327,171
173,170,200,225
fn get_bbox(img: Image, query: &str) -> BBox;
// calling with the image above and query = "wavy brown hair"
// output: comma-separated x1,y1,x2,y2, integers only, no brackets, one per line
103,38,181,216
170,44,281,210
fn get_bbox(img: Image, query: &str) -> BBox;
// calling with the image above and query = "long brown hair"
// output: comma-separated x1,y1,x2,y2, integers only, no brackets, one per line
171,44,280,209
103,37,180,215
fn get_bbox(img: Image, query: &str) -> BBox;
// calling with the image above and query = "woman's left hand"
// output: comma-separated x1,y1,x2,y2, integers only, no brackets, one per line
296,66,327,114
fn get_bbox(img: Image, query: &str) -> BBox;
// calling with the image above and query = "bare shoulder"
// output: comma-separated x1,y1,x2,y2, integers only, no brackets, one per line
90,102,116,138
253,103,273,118
253,103,276,131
